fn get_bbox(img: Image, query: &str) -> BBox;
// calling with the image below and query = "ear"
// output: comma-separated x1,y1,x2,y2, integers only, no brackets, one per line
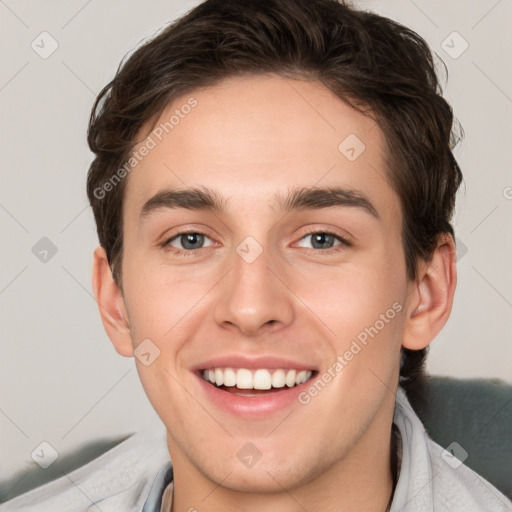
402,233,457,350
91,246,134,357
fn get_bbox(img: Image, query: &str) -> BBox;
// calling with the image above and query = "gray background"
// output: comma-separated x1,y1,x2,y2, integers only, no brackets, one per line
1,0,511,487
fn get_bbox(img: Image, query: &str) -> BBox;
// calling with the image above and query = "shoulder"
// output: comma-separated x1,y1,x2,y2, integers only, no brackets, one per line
426,436,512,511
392,386,512,512
0,425,170,512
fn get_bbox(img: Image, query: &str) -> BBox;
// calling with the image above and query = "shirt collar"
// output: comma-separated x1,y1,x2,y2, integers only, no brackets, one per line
141,461,173,512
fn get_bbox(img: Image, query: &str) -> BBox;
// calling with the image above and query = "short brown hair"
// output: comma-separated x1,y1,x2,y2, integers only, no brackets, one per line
86,0,463,401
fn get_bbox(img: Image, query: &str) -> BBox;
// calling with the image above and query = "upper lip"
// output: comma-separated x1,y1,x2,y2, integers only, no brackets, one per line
191,355,318,372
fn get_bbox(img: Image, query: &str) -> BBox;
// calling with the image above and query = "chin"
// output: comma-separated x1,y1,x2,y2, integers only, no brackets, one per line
208,456,316,495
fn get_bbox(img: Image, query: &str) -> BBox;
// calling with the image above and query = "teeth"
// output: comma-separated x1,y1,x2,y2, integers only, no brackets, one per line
224,368,237,387
254,369,272,390
296,370,308,385
214,368,224,386
201,368,313,390
271,369,286,388
285,369,296,387
237,369,253,389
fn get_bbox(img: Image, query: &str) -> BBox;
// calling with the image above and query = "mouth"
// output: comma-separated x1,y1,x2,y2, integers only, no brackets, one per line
199,367,316,396
191,355,320,417
195,365,320,419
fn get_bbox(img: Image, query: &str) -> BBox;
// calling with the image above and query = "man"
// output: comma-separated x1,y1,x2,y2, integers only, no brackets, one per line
2,0,511,511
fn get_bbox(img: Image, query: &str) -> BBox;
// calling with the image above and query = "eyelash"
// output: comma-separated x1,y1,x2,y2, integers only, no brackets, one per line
299,228,352,253
162,228,351,257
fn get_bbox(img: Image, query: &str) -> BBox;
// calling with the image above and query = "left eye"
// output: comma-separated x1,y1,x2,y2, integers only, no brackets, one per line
297,232,345,250
166,232,214,251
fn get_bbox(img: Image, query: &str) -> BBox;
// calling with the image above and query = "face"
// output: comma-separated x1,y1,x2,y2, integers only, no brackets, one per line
117,75,413,493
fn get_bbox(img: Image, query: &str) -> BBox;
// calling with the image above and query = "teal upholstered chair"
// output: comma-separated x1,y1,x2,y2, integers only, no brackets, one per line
413,376,512,500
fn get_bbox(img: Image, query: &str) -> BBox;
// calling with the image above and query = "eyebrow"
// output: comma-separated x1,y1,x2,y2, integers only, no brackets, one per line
139,185,379,222
277,186,379,218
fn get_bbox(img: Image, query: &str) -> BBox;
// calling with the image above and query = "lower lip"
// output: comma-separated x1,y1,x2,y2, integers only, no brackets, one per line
194,372,315,418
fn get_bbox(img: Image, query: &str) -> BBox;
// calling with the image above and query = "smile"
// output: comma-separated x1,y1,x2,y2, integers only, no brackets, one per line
195,365,318,417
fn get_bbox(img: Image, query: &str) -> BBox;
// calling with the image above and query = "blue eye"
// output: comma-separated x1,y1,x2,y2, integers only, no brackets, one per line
165,232,214,253
297,231,350,251
303,232,338,249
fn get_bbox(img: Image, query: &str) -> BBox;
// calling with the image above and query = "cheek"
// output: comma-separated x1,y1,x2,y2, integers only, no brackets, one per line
292,250,407,388
298,258,405,338
122,259,211,340
122,267,203,421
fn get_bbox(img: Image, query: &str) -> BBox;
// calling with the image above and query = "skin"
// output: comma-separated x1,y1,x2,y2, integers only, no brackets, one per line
92,75,456,512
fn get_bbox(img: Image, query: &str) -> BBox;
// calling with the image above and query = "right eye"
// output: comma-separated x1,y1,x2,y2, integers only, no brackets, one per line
163,231,215,255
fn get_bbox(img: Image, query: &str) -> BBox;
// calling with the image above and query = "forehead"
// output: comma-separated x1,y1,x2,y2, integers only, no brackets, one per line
123,74,399,225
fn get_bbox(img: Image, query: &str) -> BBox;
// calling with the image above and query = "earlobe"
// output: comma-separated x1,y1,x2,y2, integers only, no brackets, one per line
402,234,457,351
91,246,134,358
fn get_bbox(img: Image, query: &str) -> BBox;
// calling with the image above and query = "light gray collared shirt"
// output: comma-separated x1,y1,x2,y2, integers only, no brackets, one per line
2,386,511,511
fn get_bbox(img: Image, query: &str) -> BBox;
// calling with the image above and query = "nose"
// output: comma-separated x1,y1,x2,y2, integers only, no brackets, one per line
213,240,295,337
